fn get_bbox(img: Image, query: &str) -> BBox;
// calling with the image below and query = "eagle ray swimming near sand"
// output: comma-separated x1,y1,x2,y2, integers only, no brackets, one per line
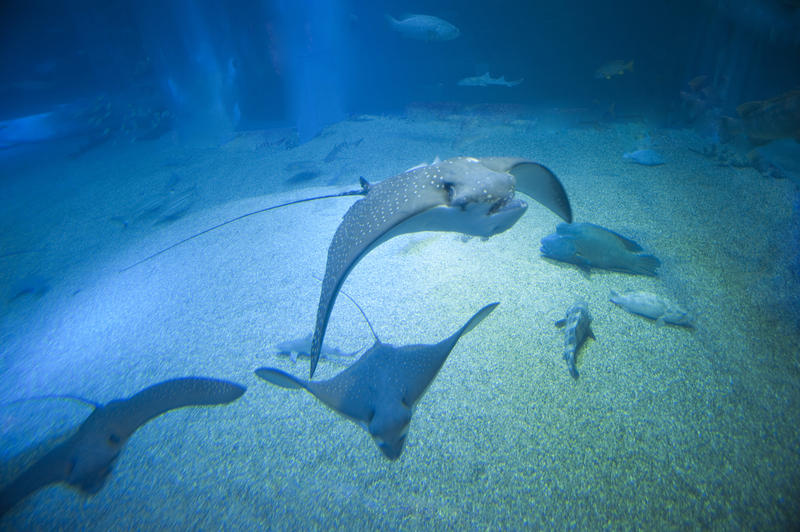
308,156,572,378
0,377,245,517
256,302,498,460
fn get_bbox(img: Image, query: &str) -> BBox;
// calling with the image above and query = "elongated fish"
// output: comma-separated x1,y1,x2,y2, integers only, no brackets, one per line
457,72,522,87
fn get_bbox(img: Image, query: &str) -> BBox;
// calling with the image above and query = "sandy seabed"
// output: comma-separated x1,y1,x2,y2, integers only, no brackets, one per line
1,110,798,530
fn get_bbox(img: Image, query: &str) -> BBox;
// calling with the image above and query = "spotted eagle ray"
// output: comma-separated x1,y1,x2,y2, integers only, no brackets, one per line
0,377,245,517
308,156,571,378
256,301,499,460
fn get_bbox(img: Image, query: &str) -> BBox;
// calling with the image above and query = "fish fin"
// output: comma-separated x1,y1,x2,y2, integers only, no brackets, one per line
626,60,634,72
588,327,596,339
555,318,566,328
508,162,572,222
601,228,643,251
633,254,661,276
609,289,619,300
255,368,307,390
569,366,579,379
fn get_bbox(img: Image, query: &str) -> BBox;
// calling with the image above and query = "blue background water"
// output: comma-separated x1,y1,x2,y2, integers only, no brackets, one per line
1,1,799,529
2,1,799,139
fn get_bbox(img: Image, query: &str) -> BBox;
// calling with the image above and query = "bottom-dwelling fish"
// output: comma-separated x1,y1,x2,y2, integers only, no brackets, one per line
540,222,661,276
609,290,693,327
555,300,595,379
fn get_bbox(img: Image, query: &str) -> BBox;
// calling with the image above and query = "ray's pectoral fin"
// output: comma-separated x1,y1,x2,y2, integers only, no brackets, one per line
479,157,572,222
0,377,246,517
508,161,572,223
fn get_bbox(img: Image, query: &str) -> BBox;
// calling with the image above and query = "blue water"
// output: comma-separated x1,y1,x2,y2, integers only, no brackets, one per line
1,1,799,529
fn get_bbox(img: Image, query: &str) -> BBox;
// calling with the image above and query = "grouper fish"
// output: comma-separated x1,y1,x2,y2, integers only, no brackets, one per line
540,222,660,276
386,14,460,41
610,290,692,327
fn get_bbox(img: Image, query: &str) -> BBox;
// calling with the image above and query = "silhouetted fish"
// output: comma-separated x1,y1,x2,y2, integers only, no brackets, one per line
385,14,460,41
594,60,633,80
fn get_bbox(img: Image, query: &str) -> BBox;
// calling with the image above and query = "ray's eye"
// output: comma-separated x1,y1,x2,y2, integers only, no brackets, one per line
108,433,121,445
443,182,455,204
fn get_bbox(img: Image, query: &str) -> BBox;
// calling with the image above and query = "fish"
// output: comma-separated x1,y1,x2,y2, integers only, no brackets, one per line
609,290,692,327
273,333,359,363
385,14,460,41
540,222,660,276
594,60,634,80
286,170,320,184
0,377,245,517
308,156,573,378
623,149,665,166
324,138,363,163
555,300,595,379
735,89,800,145
457,72,523,87
256,302,499,460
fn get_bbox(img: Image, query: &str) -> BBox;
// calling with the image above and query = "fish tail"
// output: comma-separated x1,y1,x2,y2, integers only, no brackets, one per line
563,348,578,379
634,254,661,276
626,60,634,72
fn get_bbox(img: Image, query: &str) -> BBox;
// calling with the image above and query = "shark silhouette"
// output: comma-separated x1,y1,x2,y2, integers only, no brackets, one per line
308,156,571,377
256,301,499,460
0,377,245,517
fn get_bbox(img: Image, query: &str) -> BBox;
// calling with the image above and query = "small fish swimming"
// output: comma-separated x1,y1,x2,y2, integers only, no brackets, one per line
457,72,522,87
609,290,692,327
555,300,595,379
273,333,359,363
385,14,460,41
540,222,660,276
623,149,665,166
594,60,634,80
